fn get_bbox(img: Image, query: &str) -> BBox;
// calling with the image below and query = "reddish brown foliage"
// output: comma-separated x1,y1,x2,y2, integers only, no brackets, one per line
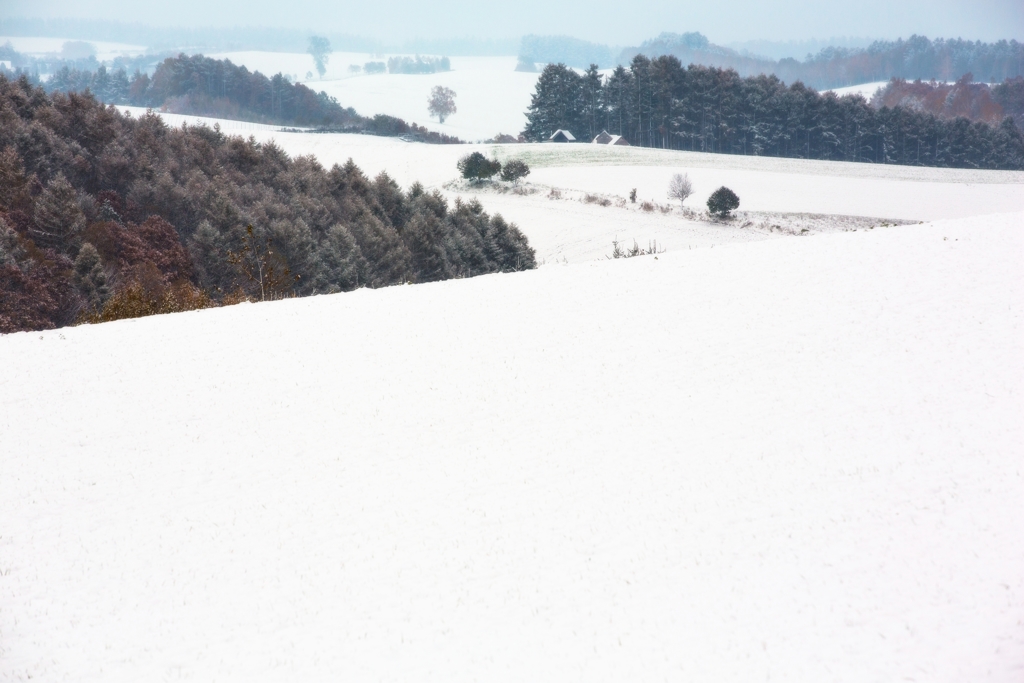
873,75,1005,124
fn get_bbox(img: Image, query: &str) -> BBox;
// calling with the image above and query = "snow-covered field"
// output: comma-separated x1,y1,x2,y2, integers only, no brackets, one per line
207,51,538,141
827,81,889,99
6,100,1024,681
116,107,1024,262
2,210,1022,681
0,36,146,61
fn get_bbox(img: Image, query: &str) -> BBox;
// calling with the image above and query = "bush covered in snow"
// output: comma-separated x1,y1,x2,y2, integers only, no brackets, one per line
707,187,741,218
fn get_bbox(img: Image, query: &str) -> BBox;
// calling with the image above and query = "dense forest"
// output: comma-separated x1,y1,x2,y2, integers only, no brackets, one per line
523,59,1024,170
872,75,1024,126
20,52,462,143
0,75,535,333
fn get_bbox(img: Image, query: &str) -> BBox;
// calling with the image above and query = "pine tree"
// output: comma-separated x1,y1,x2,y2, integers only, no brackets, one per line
73,242,109,311
32,173,85,253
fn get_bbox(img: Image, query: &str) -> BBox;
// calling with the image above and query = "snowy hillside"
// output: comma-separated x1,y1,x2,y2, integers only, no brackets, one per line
117,107,1024,262
208,51,538,141
2,212,1022,681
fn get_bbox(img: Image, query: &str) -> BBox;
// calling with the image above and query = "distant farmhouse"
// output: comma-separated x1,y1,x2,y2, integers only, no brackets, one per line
549,129,576,142
592,130,630,146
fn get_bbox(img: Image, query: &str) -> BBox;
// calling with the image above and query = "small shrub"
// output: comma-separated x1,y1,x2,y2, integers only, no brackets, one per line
640,201,655,212
629,188,637,203
548,188,562,199
457,152,501,181
80,280,215,324
500,159,530,185
583,193,611,206
707,186,740,218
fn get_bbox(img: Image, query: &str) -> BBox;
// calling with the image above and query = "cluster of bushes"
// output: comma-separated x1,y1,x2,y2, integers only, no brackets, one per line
0,75,536,333
457,153,531,184
524,60,1024,169
41,53,464,144
387,56,451,75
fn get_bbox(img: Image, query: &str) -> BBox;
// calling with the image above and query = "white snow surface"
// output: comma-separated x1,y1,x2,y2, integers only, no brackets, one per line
2,212,1024,682
0,36,146,61
827,81,889,99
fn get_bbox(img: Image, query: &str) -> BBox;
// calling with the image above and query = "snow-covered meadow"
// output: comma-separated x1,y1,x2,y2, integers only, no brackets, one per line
4,84,1024,681
2,209,1022,681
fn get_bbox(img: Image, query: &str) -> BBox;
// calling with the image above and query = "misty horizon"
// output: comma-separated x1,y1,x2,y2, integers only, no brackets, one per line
2,0,1022,48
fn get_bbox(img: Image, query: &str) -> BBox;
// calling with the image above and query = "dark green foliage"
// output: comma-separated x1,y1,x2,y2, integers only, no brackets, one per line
993,77,1024,123
457,152,502,181
0,75,536,333
500,159,530,185
522,57,1024,169
707,187,740,218
72,242,109,311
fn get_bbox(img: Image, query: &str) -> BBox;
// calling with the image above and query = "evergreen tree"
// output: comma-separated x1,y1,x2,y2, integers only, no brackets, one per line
32,173,85,253
72,242,109,311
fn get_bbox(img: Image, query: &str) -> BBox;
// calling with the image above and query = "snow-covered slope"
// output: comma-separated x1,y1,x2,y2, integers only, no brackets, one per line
207,51,537,141
113,108,1024,263
2,212,1023,682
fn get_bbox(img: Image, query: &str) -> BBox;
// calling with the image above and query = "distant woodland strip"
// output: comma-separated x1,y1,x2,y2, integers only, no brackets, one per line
520,33,1024,90
0,75,535,333
6,51,462,144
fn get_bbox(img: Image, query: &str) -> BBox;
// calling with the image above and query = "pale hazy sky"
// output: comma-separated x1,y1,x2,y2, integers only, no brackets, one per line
4,0,1023,45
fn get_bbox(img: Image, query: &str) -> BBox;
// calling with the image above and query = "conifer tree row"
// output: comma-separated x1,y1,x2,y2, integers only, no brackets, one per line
524,59,1024,170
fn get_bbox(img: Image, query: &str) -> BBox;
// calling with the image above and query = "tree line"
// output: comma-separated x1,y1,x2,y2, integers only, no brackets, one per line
523,58,1024,170
0,75,535,333
621,33,1024,90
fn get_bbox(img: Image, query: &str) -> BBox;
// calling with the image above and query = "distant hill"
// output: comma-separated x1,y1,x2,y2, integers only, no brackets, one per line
622,33,1024,90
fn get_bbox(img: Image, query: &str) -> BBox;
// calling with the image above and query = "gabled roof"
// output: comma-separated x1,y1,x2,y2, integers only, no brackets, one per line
550,129,576,141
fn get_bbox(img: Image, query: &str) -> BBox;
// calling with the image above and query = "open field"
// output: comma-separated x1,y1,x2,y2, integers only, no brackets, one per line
2,211,1022,681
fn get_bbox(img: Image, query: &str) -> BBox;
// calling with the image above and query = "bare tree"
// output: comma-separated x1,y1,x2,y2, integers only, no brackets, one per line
668,172,693,207
428,86,457,123
307,36,331,79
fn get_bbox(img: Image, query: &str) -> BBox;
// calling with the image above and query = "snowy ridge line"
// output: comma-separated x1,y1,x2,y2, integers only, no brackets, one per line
489,142,1024,184
116,105,308,133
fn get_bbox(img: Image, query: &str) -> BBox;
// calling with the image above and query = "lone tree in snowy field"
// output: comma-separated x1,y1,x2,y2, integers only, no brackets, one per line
457,152,501,181
428,86,457,123
500,159,530,185
668,173,693,207
307,36,331,78
707,186,740,218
